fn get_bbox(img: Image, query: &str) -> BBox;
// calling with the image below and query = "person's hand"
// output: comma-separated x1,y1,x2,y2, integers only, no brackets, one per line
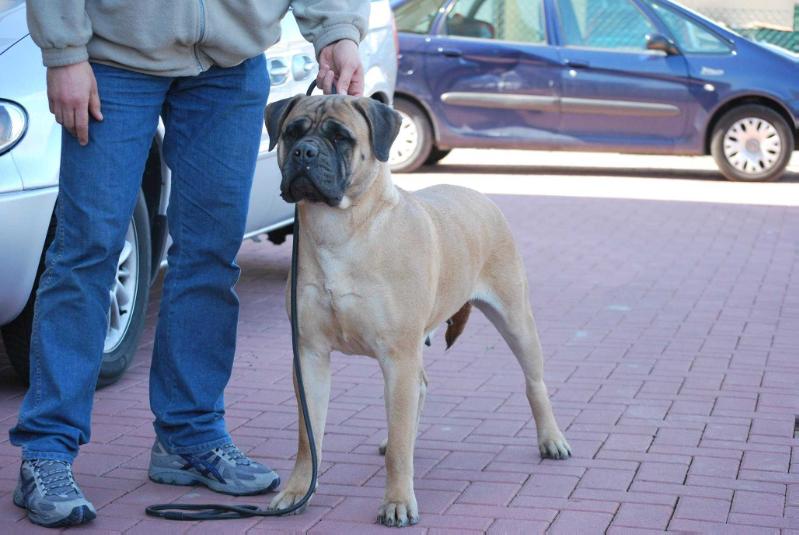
317,39,364,96
46,61,103,146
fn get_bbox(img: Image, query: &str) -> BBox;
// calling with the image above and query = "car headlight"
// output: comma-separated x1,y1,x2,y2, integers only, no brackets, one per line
0,100,27,155
268,58,289,86
292,54,316,81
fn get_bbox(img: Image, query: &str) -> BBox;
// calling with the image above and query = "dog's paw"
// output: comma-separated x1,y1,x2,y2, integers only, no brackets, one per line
377,499,419,527
269,488,312,515
538,431,572,460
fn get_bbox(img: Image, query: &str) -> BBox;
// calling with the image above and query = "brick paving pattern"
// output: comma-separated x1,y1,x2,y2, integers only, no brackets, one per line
1,193,797,533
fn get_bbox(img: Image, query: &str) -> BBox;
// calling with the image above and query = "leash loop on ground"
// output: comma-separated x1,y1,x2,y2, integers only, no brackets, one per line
145,80,327,521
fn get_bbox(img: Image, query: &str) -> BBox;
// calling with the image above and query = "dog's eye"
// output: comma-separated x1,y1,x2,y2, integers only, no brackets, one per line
285,119,311,140
285,126,302,140
333,132,346,143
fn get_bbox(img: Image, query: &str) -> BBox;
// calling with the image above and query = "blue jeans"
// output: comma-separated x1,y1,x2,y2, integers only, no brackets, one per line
9,56,270,461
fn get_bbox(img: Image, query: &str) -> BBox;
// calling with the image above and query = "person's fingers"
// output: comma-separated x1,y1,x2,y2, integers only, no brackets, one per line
348,65,365,97
321,69,335,94
316,59,330,89
61,105,76,138
318,41,364,95
54,106,64,129
89,82,103,122
335,61,356,96
46,62,98,142
75,107,89,145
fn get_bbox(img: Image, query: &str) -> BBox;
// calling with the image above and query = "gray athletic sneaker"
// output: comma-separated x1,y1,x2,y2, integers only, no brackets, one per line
148,441,280,496
13,459,97,528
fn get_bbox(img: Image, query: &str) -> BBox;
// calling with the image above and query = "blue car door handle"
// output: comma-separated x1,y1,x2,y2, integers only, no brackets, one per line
437,47,463,58
564,59,590,68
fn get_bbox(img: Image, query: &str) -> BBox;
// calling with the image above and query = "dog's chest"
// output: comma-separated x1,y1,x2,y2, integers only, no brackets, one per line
317,253,360,306
306,249,380,353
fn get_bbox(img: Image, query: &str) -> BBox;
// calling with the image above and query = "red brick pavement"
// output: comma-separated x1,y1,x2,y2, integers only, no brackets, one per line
1,193,798,533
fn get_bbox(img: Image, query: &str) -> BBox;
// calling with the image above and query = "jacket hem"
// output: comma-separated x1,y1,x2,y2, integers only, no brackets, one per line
88,58,207,78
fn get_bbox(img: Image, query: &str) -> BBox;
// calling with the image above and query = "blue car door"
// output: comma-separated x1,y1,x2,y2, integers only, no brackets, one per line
551,0,692,151
424,0,564,149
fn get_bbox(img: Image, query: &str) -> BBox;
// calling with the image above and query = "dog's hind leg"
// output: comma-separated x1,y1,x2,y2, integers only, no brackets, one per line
269,348,332,513
474,262,571,460
376,352,424,527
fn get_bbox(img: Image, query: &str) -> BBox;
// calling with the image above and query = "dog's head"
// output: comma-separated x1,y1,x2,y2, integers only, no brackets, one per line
265,95,401,208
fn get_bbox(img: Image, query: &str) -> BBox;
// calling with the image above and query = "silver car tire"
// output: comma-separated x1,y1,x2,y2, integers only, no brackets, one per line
711,104,793,182
97,191,151,387
1,192,151,388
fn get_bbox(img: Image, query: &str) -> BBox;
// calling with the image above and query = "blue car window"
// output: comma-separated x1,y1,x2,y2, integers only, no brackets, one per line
445,0,547,44
646,1,731,54
556,0,657,51
395,0,448,34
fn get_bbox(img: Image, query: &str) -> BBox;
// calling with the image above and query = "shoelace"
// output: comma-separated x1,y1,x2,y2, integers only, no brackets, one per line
32,460,79,497
216,443,251,466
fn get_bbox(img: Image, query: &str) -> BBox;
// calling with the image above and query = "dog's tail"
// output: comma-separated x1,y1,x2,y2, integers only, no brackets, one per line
445,302,472,349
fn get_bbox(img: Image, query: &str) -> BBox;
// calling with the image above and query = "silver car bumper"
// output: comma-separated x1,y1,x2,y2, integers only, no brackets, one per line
0,186,57,325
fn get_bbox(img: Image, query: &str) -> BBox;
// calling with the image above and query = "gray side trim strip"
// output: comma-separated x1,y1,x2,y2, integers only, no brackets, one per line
441,92,680,117
441,92,558,111
561,97,680,117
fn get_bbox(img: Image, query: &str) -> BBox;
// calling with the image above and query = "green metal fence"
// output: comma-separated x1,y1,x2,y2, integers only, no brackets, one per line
694,4,799,53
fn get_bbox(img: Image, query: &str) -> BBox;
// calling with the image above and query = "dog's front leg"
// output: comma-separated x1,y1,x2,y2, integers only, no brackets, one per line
377,353,424,527
269,347,331,513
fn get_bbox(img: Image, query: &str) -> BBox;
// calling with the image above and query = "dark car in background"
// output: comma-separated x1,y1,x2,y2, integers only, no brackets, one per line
389,0,799,182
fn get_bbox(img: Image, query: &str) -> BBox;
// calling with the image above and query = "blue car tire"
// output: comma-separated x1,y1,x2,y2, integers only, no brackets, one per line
390,97,434,173
711,104,793,182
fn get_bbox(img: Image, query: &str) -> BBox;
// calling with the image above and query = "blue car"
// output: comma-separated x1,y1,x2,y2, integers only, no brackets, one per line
389,0,799,182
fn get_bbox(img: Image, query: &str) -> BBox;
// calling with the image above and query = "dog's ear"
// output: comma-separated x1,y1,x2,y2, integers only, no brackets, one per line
265,95,303,152
352,98,402,162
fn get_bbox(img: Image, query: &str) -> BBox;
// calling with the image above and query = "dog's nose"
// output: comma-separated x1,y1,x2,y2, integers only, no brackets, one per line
292,140,319,163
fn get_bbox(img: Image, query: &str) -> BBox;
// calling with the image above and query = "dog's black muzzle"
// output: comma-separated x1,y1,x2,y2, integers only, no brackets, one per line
280,137,348,207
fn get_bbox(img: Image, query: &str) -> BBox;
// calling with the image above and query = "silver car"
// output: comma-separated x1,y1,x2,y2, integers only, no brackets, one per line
0,0,397,385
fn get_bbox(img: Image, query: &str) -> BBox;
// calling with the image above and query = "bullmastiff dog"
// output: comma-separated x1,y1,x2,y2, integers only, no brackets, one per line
264,95,571,527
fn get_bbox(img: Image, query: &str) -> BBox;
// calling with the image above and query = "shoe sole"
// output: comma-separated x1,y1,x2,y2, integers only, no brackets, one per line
14,489,96,527
148,468,281,497
34,505,97,528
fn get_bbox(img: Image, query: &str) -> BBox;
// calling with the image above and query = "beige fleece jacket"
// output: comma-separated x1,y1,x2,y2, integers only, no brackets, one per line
26,0,369,76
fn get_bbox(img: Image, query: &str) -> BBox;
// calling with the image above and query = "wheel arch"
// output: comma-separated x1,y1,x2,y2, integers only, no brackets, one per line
394,92,443,149
704,95,797,154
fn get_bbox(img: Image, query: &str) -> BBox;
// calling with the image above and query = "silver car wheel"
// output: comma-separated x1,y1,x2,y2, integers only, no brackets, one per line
389,109,420,169
723,117,782,175
105,222,139,353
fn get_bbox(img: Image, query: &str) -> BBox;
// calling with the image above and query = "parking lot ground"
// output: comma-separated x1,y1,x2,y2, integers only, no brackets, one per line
1,150,798,533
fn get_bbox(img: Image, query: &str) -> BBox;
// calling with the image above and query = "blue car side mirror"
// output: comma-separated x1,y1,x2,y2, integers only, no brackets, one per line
646,33,680,56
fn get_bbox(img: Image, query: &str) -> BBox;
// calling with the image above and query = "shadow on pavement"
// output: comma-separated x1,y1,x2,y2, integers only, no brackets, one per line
421,162,799,183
